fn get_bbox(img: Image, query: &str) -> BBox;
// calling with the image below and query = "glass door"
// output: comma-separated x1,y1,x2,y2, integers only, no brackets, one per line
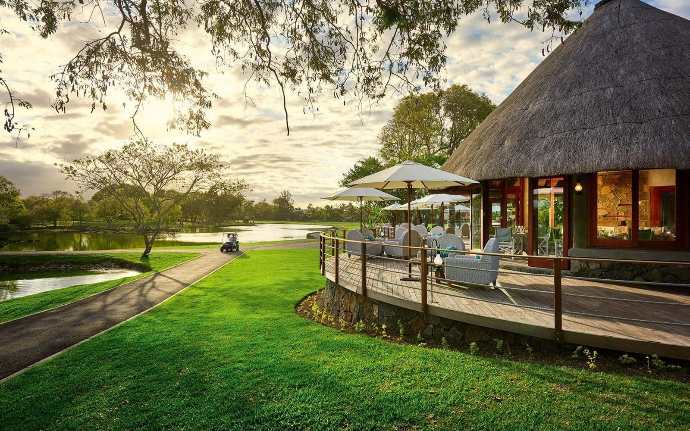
532,177,566,257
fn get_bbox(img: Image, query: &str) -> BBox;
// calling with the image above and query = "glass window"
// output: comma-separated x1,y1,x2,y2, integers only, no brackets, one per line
596,171,633,241
638,169,676,241
533,177,565,256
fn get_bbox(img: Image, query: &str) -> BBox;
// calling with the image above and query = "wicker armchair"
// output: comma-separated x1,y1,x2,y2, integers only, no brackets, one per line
346,230,382,257
443,238,500,287
383,229,422,258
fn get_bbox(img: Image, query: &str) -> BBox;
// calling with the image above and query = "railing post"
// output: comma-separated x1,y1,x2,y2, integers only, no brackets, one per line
421,245,428,317
342,229,347,252
335,238,339,284
319,235,323,272
361,242,367,297
553,257,563,342
320,236,325,276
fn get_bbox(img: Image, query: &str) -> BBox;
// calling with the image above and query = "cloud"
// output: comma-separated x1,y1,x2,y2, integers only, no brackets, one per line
0,159,74,196
1,1,688,206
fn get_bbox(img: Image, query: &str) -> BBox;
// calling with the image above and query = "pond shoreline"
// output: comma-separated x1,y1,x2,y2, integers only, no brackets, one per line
0,256,150,275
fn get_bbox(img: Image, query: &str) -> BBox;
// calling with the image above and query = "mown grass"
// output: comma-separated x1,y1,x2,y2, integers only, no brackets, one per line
0,252,198,323
1,248,688,430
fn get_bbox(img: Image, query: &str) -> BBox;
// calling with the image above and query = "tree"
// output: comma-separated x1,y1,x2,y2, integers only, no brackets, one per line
2,1,584,137
378,92,445,166
0,176,24,224
272,190,295,220
61,139,224,257
378,84,495,166
441,84,496,157
340,157,385,187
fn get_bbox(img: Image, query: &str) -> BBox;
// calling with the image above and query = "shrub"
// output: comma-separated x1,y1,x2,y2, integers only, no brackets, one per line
618,354,637,366
469,342,479,355
353,320,365,333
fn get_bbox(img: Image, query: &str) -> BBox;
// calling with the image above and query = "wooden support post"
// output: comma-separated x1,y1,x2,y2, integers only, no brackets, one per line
335,239,339,284
553,258,563,341
319,236,323,274
361,242,367,297
421,246,428,317
342,229,347,252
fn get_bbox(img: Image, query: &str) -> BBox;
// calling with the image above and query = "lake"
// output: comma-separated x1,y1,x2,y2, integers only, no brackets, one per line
0,269,142,301
0,223,331,252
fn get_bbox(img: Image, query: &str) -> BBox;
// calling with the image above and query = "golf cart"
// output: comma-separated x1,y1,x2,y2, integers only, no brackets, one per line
220,232,240,253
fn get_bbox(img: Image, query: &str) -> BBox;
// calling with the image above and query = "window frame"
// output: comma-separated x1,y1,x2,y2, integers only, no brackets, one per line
589,169,683,249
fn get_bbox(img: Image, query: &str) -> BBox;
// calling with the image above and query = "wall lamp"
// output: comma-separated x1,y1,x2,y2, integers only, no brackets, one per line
574,182,583,193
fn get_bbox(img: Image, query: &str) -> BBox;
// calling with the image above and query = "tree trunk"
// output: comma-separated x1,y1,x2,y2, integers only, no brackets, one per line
142,233,157,258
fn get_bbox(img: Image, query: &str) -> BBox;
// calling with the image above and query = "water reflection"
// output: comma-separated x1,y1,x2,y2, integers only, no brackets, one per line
0,269,142,301
0,223,330,251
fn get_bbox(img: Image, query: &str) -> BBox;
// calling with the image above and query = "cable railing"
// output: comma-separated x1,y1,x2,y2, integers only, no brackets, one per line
318,230,690,351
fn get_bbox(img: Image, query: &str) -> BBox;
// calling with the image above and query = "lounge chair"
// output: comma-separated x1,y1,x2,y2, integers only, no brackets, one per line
412,224,428,239
383,229,422,259
346,230,383,257
495,227,514,254
430,226,445,236
443,238,500,288
426,226,446,247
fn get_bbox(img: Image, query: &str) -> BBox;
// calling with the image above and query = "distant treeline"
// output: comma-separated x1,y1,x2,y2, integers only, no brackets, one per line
0,177,361,230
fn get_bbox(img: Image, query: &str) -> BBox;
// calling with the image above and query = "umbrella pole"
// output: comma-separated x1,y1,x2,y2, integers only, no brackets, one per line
359,197,363,233
440,203,445,227
406,182,414,280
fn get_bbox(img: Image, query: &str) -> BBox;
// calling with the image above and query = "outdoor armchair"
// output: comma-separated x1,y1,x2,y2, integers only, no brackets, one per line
495,227,514,254
430,226,445,236
346,230,383,257
443,238,500,287
383,229,422,259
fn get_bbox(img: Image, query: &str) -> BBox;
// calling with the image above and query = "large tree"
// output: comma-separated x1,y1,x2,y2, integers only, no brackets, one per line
378,84,495,166
61,139,224,257
339,156,385,187
0,175,24,224
1,0,584,138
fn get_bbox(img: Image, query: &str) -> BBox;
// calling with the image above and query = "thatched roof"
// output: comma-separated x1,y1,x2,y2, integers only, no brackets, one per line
443,0,690,181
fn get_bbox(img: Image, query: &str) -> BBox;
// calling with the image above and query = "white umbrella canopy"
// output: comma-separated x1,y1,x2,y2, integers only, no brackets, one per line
324,187,400,202
382,203,407,211
410,194,470,226
349,161,476,280
323,187,399,231
348,160,477,190
409,193,468,208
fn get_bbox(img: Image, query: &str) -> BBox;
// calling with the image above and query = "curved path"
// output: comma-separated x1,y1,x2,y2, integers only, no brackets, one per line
0,250,236,380
0,240,318,380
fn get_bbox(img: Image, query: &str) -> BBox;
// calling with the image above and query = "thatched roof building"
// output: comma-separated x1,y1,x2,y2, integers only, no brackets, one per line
443,0,690,181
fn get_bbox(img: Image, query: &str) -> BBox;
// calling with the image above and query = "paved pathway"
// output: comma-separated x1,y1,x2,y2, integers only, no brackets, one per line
0,250,235,380
0,240,318,380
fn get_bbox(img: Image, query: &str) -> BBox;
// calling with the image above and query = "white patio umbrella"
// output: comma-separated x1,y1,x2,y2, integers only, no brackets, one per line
410,194,469,226
323,187,399,232
349,161,477,280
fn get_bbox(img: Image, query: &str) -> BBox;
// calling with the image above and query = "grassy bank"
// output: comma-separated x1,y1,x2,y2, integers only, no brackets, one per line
0,252,198,323
1,248,688,430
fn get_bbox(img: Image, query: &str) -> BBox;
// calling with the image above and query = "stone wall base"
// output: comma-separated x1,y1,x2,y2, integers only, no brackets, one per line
319,280,560,351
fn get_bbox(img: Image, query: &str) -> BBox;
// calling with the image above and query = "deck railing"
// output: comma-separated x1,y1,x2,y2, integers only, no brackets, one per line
319,230,690,356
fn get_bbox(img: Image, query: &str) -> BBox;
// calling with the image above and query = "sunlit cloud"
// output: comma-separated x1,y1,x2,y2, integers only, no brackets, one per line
1,1,688,205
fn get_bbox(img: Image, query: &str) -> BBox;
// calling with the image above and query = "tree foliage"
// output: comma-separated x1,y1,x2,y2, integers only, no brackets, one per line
0,175,24,224
61,139,225,256
1,0,586,137
378,84,495,166
339,156,384,187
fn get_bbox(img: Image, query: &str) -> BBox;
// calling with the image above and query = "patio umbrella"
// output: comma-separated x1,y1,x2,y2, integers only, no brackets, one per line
349,161,477,280
323,187,399,232
410,194,469,226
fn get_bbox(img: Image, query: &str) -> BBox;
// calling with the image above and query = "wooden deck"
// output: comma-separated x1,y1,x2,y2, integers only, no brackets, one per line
324,253,690,359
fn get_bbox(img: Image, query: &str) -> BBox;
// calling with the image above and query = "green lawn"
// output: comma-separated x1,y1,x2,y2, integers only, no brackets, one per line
0,252,198,323
1,248,688,430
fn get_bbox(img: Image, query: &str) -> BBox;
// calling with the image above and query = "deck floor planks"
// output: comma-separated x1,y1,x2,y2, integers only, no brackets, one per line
324,252,690,357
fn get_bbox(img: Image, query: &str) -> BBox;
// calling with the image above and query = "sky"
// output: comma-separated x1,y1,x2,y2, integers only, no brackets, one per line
1,0,688,206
